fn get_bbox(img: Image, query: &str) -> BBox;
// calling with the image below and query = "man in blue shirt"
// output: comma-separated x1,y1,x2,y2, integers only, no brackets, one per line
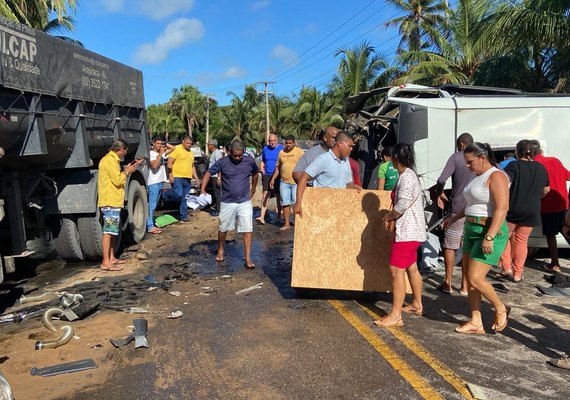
256,133,284,225
201,141,259,269
293,131,359,217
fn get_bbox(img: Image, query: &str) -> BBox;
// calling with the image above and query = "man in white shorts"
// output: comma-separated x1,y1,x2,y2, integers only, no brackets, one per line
200,141,259,269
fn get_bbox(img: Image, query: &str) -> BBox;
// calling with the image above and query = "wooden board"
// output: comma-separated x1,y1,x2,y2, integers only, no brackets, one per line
292,187,410,293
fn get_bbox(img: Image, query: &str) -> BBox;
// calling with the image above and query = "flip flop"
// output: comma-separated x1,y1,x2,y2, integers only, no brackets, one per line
513,276,525,283
374,318,404,327
539,264,561,272
215,256,224,262
455,321,485,335
402,304,423,316
101,265,123,271
244,262,256,269
148,227,162,234
279,226,290,231
112,259,127,265
255,218,265,225
437,283,453,294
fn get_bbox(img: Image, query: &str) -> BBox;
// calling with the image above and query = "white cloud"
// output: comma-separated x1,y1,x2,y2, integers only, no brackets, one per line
100,0,124,12
134,18,205,64
99,0,195,20
250,1,271,11
270,44,298,65
223,66,247,79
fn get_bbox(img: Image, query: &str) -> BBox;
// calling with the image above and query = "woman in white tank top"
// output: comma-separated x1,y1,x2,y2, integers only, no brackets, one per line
444,142,511,335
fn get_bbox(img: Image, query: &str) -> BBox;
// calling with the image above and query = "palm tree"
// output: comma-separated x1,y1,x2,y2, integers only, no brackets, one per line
475,0,570,92
293,87,343,139
396,0,494,85
170,85,206,137
384,0,449,52
330,41,391,101
1,1,81,45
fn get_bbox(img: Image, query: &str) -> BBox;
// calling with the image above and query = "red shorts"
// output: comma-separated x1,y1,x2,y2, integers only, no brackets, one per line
389,241,421,269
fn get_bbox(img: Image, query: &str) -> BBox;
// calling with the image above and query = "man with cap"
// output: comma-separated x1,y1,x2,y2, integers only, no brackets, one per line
207,139,224,216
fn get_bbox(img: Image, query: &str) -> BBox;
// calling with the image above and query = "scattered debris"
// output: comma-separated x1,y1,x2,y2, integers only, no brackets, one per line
146,286,159,292
133,319,149,348
221,275,231,280
90,344,103,349
288,303,307,310
60,301,100,322
35,307,75,350
135,250,151,260
110,319,149,349
168,291,182,297
20,291,59,305
466,383,487,400
0,371,14,399
30,359,97,377
166,310,183,319
235,282,263,295
60,293,83,308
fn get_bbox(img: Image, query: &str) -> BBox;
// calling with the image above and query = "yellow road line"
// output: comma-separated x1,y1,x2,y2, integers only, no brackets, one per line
328,300,444,400
355,301,473,399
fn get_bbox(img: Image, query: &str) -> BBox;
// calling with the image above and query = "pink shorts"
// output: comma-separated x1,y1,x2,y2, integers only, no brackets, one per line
389,241,421,269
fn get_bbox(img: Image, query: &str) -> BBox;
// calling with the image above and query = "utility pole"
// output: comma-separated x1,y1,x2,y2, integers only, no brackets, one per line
205,93,214,156
255,81,275,144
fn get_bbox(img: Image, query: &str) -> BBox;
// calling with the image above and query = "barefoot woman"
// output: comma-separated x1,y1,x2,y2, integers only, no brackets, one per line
375,143,426,327
445,142,510,334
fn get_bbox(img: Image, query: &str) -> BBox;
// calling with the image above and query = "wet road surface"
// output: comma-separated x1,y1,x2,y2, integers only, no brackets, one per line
1,211,569,399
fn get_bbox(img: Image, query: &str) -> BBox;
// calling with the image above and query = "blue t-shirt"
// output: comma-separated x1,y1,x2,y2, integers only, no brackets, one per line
208,156,259,203
499,157,516,170
305,150,352,188
261,144,284,176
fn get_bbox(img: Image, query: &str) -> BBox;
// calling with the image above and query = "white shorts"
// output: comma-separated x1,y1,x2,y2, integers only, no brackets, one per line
219,201,253,233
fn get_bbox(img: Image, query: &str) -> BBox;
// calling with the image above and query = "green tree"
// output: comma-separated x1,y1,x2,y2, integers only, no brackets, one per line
384,0,449,52
170,85,207,137
1,1,81,45
293,87,343,139
475,0,570,92
396,0,493,85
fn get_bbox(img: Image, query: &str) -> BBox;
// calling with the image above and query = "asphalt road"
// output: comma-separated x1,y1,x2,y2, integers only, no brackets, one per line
1,211,569,400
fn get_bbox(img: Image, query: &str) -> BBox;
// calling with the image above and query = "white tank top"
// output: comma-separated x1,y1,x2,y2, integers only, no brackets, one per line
463,167,500,217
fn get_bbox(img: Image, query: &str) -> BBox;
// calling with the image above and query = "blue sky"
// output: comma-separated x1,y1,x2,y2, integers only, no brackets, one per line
67,0,404,106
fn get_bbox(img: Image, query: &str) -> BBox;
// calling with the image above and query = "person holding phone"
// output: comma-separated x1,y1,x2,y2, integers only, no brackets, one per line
97,139,140,271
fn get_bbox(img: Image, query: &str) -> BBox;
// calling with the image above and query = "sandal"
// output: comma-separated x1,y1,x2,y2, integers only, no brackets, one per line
402,304,423,316
539,264,561,273
455,321,485,335
374,318,404,327
437,283,453,295
500,270,513,278
513,275,525,283
244,262,256,269
148,227,162,234
101,265,123,271
492,305,511,332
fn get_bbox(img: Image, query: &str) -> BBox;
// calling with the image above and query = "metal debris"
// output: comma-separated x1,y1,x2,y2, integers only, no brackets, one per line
235,282,263,295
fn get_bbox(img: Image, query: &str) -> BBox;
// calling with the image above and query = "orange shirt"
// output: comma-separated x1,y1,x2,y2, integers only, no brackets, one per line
277,147,304,184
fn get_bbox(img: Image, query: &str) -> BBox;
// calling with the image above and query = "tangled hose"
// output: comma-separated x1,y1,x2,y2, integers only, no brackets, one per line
35,307,75,350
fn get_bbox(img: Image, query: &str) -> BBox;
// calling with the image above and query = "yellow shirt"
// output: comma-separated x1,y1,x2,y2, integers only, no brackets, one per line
169,144,195,178
97,151,126,207
277,147,304,184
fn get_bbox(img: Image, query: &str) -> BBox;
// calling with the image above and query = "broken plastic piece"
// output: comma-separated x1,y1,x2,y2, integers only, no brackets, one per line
166,310,183,319
235,282,263,295
168,291,181,296
467,383,487,400
30,359,97,377
133,319,148,349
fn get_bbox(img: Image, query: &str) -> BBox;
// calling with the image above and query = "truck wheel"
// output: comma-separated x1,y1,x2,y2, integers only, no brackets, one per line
78,210,122,260
123,180,148,244
52,217,84,261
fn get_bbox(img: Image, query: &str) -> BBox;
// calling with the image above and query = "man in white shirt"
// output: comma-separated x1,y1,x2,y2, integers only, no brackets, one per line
147,135,169,233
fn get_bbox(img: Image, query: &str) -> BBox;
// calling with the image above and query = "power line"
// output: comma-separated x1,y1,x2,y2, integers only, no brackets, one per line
264,0,379,80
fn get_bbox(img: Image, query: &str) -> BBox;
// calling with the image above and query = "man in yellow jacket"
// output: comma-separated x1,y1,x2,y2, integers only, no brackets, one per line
98,139,140,271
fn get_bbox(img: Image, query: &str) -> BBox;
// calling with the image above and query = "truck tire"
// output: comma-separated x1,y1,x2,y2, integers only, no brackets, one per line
52,217,84,261
123,180,148,244
78,210,122,260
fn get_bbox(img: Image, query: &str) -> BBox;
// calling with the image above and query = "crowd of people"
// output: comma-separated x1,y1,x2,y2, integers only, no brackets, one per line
96,128,569,365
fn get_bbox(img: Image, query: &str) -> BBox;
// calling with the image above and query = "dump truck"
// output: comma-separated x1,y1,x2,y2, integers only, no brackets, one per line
0,16,149,282
346,84,570,250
